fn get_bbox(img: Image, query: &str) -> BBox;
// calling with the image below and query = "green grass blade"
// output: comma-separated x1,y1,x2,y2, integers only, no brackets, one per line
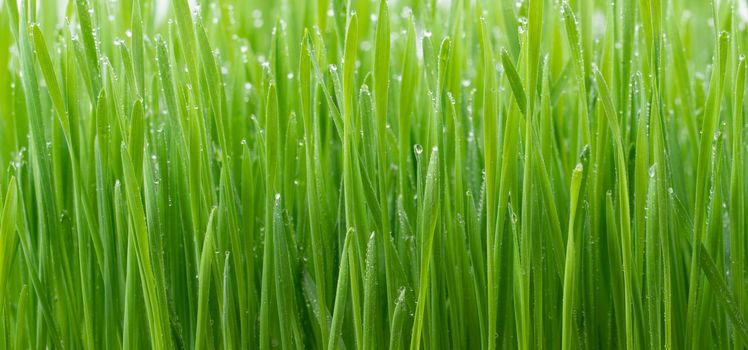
195,208,217,350
409,148,439,350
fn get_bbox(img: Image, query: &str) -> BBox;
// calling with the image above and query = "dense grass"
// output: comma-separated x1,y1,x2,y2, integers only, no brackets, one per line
0,0,747,348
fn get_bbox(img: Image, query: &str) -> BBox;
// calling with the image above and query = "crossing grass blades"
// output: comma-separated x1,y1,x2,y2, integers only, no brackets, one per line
0,0,748,348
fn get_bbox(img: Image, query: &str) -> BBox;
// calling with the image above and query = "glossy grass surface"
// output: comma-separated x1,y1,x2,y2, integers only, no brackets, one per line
0,0,747,349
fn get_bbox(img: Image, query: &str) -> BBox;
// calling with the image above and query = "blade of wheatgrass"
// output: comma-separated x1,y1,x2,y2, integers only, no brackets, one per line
730,55,747,345
119,36,137,104
259,83,280,350
94,132,117,347
75,171,95,350
299,30,330,348
509,199,529,350
561,1,590,149
0,177,18,307
686,31,729,350
644,164,662,349
128,100,145,183
398,14,418,220
195,18,230,155
588,14,615,344
444,93,470,349
328,229,353,350
389,287,409,350
500,0,520,58
561,154,588,350
273,194,303,349
93,91,111,274
304,39,343,138
343,12,359,126
121,182,142,350
169,0,199,87
702,124,727,348
357,85,384,231
14,285,29,350
240,141,258,347
595,67,635,349
500,48,527,116
605,191,626,349
121,143,170,350
215,135,248,350
534,61,565,279
633,84,650,285
340,14,368,349
524,0,543,114
517,25,536,350
29,25,69,136
341,12,366,250
409,147,439,350
649,81,673,350
131,0,144,96
363,231,379,350
74,0,101,96
155,37,186,142
373,0,399,322
347,199,365,349
478,16,499,350
619,0,635,131
222,253,234,350
195,208,217,350
493,81,522,350
698,244,748,343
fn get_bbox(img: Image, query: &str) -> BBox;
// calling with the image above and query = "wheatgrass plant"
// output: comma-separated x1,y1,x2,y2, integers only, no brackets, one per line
1,0,748,348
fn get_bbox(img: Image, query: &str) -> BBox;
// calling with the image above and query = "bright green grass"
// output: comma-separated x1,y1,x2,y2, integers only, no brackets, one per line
0,0,747,348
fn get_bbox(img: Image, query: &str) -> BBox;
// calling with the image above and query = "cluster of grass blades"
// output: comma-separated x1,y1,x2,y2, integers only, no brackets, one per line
1,0,748,348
